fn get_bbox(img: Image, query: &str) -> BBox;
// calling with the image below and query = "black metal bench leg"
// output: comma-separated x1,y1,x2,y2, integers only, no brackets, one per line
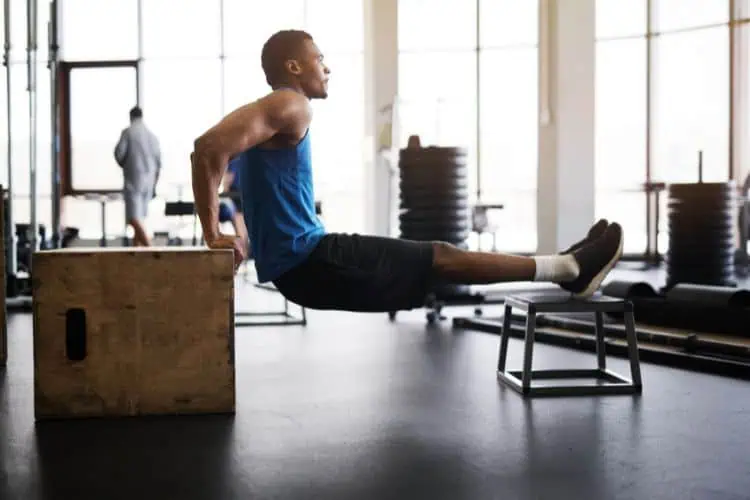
595,311,606,370
521,311,536,392
624,309,643,388
497,304,512,372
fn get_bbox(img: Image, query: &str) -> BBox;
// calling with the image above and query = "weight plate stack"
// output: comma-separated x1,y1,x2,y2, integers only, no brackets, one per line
399,143,471,296
666,182,738,288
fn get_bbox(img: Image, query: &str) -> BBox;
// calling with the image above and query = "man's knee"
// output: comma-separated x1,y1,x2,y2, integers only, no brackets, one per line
431,241,462,271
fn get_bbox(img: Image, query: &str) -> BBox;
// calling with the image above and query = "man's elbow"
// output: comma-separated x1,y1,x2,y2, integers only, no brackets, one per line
192,135,227,172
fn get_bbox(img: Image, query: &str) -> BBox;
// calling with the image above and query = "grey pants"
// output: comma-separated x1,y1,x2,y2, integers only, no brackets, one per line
124,188,151,222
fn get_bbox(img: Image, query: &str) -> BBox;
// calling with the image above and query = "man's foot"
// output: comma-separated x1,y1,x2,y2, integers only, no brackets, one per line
560,219,609,254
560,222,623,298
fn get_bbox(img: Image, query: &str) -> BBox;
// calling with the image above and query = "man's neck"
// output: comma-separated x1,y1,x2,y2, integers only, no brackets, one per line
272,84,307,99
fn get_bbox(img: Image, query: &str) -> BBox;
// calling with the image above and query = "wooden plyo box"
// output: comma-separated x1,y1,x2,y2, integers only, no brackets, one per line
32,247,235,420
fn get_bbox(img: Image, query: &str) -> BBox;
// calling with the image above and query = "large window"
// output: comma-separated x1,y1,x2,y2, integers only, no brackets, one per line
397,0,478,194
141,0,222,59
594,0,737,258
398,0,538,252
478,0,539,253
478,47,537,252
652,27,729,183
141,60,224,189
595,37,648,254
306,0,366,233
45,0,365,240
223,0,306,58
1,0,53,235
61,0,139,61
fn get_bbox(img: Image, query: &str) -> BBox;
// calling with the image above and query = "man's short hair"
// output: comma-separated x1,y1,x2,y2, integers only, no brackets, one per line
129,106,143,120
261,30,313,86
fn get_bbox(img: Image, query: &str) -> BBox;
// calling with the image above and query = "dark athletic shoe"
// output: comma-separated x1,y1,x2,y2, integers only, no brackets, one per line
560,219,609,255
560,222,623,299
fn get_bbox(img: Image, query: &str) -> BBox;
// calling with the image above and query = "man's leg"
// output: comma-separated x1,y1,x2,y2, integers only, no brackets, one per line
431,220,622,298
128,218,151,246
125,190,151,246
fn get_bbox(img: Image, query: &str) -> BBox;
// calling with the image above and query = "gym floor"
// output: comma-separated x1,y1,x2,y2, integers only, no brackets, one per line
2,273,750,500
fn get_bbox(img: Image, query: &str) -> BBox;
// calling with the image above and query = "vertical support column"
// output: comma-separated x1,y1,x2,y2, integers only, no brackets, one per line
136,0,144,106
363,0,398,236
27,0,40,261
218,0,225,116
3,0,18,275
732,2,749,185
536,0,596,253
49,0,61,248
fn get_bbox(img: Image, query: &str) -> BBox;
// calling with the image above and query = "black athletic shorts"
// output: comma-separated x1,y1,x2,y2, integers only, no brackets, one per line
273,233,435,312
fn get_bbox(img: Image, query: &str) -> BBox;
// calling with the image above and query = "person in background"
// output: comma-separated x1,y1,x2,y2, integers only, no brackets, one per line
218,158,249,255
114,106,161,246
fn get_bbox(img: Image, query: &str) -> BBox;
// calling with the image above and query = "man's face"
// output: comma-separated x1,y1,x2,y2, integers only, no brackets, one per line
293,39,330,99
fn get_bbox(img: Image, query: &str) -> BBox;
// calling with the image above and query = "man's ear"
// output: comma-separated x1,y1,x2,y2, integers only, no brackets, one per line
286,59,302,76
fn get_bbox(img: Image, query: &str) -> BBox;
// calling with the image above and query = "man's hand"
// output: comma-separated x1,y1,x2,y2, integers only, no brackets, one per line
207,233,247,272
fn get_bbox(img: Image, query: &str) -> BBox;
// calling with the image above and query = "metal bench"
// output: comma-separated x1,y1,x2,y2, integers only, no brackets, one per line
497,291,643,397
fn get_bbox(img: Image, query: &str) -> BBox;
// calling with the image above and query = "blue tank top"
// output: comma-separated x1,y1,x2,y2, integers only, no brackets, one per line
235,129,326,282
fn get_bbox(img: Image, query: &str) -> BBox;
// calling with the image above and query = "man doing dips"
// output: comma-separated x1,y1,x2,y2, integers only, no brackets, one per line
191,30,623,312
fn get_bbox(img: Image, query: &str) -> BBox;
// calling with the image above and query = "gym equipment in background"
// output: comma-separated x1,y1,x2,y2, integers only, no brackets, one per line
396,136,472,312
666,152,737,287
387,135,508,323
601,279,750,337
493,292,642,397
453,283,750,382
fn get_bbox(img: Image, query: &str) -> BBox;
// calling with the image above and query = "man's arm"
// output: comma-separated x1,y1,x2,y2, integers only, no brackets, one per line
191,90,307,243
152,136,162,198
114,129,129,167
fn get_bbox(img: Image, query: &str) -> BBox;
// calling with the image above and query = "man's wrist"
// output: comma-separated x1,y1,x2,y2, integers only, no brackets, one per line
203,226,220,244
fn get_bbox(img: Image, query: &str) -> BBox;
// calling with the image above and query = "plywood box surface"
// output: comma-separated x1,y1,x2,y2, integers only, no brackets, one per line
32,247,235,419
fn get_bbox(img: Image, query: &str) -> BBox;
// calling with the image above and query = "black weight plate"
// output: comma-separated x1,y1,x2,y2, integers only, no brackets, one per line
667,205,736,216
667,200,736,209
400,172,468,187
667,222,735,234
666,240,735,250
400,220,472,233
400,187,469,198
399,158,469,170
667,199,737,213
667,229,735,240
668,181,736,194
399,210,471,223
400,228,470,241
400,190,470,204
668,221,735,230
399,162,468,174
666,252,736,262
668,193,736,201
400,171,469,183
666,255,735,263
666,277,736,288
399,176,469,192
666,272,735,283
400,147,468,162
399,198,471,210
665,262,735,273
668,211,737,220
667,200,737,210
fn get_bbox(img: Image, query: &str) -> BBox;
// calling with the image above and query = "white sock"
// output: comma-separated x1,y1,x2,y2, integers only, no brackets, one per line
533,255,580,282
